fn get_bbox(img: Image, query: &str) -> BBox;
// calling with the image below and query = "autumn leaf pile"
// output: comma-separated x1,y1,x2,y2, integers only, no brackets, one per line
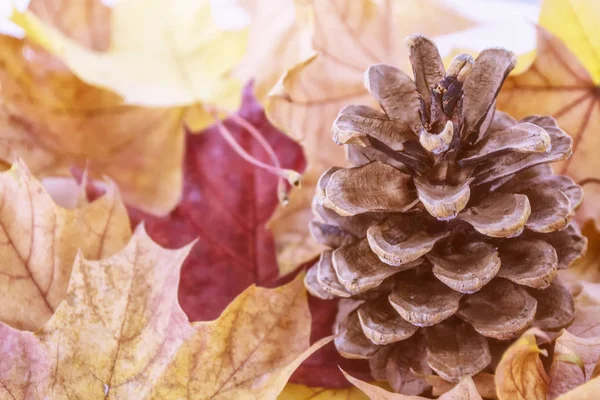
1,0,600,399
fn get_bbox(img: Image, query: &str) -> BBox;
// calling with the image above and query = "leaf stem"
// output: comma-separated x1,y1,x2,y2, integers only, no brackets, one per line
209,107,300,205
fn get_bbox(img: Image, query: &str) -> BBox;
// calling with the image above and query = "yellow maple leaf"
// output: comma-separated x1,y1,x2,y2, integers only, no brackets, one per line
265,0,475,273
0,149,131,332
539,0,600,83
279,384,369,400
0,0,209,215
497,0,600,224
11,0,247,110
0,226,327,399
495,329,550,400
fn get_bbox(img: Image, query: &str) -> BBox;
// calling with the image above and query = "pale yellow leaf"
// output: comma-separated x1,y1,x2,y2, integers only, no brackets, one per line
0,3,208,214
427,373,497,399
342,369,483,400
0,152,131,332
539,0,600,83
498,14,600,224
12,0,247,109
0,228,324,399
235,0,313,102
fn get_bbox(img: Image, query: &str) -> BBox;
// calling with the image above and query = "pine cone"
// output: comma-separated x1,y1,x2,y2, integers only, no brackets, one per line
305,35,588,393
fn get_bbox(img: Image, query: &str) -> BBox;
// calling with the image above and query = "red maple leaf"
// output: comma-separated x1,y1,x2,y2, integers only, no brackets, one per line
125,84,371,388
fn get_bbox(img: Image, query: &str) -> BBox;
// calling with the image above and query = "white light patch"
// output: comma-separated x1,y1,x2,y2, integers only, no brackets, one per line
210,0,250,30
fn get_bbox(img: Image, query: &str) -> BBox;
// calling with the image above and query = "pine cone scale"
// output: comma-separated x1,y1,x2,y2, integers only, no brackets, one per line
425,318,492,382
388,270,463,327
357,297,419,345
456,278,538,340
366,214,448,266
496,239,558,288
529,281,575,330
457,192,531,238
461,48,517,138
325,161,418,216
428,241,501,294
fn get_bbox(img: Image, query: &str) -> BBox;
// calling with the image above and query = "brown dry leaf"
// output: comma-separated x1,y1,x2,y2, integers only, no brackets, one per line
556,376,600,400
549,330,600,398
342,369,483,399
266,0,475,273
568,286,600,338
495,329,550,400
0,150,130,332
0,227,327,399
547,284,600,399
497,24,600,224
1,1,206,215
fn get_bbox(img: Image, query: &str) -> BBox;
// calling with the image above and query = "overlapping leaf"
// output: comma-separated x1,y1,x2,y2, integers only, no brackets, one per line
562,220,599,282
266,0,475,273
493,286,600,400
0,0,204,215
12,0,247,109
342,370,483,400
495,329,550,400
497,0,600,223
0,227,324,399
0,147,130,332
128,85,369,388
129,84,305,321
235,0,313,102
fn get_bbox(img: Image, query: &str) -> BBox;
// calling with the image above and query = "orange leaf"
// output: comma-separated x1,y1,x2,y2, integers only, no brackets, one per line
497,25,600,224
342,369,483,400
495,329,550,400
0,152,130,332
0,227,325,399
266,0,474,273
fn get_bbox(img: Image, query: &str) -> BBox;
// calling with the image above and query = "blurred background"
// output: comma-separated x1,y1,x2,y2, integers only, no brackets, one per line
2,0,540,57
